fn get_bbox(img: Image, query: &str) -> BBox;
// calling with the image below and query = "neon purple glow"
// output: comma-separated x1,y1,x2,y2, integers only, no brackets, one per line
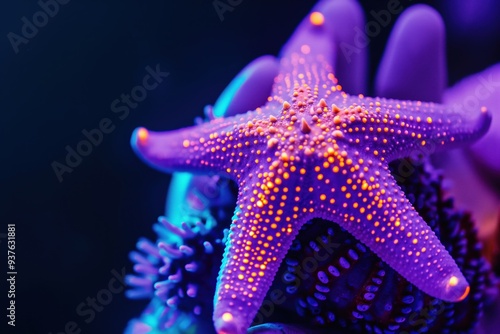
128,1,492,333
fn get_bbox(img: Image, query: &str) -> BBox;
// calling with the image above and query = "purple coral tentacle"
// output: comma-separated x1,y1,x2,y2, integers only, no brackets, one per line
213,55,280,119
375,5,447,103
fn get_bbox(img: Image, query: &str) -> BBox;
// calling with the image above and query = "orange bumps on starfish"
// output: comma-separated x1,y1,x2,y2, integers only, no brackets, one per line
310,11,325,26
137,127,148,144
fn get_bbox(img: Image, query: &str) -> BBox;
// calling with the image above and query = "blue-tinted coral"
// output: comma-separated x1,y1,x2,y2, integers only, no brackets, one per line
124,175,233,334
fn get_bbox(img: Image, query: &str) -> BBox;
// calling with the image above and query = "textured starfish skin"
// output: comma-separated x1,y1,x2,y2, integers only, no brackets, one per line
131,10,491,334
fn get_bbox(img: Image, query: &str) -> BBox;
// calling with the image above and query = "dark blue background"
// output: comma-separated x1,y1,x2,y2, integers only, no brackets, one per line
1,1,498,333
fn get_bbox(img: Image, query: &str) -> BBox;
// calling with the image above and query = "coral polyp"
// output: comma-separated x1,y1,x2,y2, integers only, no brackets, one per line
126,218,226,321
125,175,233,333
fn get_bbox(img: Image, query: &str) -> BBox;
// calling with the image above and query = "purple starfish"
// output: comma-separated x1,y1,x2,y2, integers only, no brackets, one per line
130,2,491,333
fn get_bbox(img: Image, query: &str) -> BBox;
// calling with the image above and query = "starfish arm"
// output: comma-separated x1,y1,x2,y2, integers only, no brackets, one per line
131,110,269,176
315,164,470,303
212,175,308,334
272,0,368,99
328,93,492,162
270,2,338,103
278,5,334,71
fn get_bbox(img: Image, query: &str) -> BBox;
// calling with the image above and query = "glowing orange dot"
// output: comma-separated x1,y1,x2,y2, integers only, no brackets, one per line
137,128,148,143
182,139,190,148
449,276,459,287
310,11,324,26
222,312,233,322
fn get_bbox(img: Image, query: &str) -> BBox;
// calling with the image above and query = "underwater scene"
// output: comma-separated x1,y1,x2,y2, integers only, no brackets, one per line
3,1,500,333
